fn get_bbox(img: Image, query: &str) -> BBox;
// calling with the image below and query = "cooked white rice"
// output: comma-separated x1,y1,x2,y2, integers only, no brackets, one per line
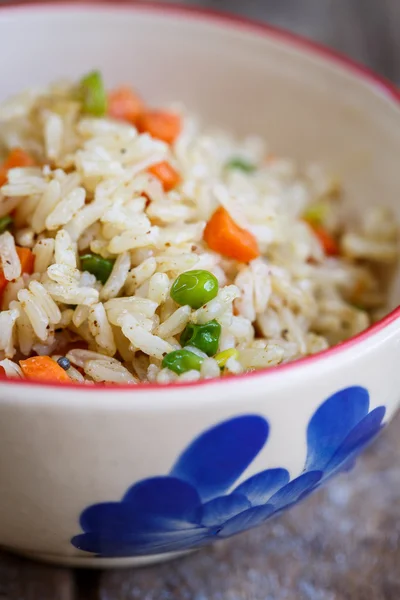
0,74,398,385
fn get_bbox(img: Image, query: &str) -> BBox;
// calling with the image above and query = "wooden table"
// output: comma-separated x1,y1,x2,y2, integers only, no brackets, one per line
1,1,400,598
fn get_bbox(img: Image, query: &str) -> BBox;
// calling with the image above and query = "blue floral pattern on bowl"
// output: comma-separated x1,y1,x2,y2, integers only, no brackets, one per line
71,386,385,557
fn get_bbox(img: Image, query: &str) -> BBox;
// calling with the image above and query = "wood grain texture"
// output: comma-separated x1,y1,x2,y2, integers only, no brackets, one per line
0,552,75,600
0,1,399,598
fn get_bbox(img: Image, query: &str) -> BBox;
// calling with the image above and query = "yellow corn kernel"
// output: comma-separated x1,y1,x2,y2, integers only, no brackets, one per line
215,348,239,368
303,202,329,226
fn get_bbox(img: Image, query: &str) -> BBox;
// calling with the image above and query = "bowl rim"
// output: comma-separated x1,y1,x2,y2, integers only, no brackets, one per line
0,0,399,392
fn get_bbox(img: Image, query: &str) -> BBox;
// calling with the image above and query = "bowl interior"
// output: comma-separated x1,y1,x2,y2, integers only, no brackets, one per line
2,2,400,307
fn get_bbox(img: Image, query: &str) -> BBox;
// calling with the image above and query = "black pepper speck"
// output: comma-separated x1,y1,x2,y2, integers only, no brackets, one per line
57,357,71,371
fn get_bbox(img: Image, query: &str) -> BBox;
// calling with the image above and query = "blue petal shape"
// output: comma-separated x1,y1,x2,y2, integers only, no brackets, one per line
81,502,145,535
72,525,210,557
323,406,385,475
218,504,276,538
233,468,290,506
171,415,269,501
305,386,370,472
71,392,387,558
268,471,322,511
81,502,201,536
122,477,201,521
198,493,251,527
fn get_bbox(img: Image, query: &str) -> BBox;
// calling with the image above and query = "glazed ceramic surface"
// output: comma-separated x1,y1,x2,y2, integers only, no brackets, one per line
1,2,400,568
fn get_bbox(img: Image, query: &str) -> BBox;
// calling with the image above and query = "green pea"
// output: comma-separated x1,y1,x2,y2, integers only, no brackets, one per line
352,303,366,312
162,349,204,375
225,157,256,173
170,270,219,309
180,320,221,357
79,70,107,117
80,253,115,285
0,215,13,234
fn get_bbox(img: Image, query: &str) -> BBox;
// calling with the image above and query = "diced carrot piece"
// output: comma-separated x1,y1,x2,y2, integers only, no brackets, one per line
0,169,7,188
309,223,339,256
137,110,181,144
0,271,7,298
148,161,181,192
4,148,35,169
0,148,36,187
265,153,276,164
0,247,34,303
16,246,34,275
19,356,71,383
203,206,260,263
108,86,144,125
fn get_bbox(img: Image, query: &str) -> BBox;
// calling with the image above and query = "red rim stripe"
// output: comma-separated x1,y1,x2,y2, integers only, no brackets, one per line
0,0,399,391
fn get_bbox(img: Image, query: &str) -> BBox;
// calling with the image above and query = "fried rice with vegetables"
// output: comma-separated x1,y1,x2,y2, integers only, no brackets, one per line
0,71,397,385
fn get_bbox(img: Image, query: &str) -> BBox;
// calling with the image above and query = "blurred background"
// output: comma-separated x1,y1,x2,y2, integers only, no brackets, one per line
1,0,398,79
138,0,400,81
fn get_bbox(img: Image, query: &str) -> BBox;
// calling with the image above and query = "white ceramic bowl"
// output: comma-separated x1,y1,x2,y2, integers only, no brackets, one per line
1,1,400,569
